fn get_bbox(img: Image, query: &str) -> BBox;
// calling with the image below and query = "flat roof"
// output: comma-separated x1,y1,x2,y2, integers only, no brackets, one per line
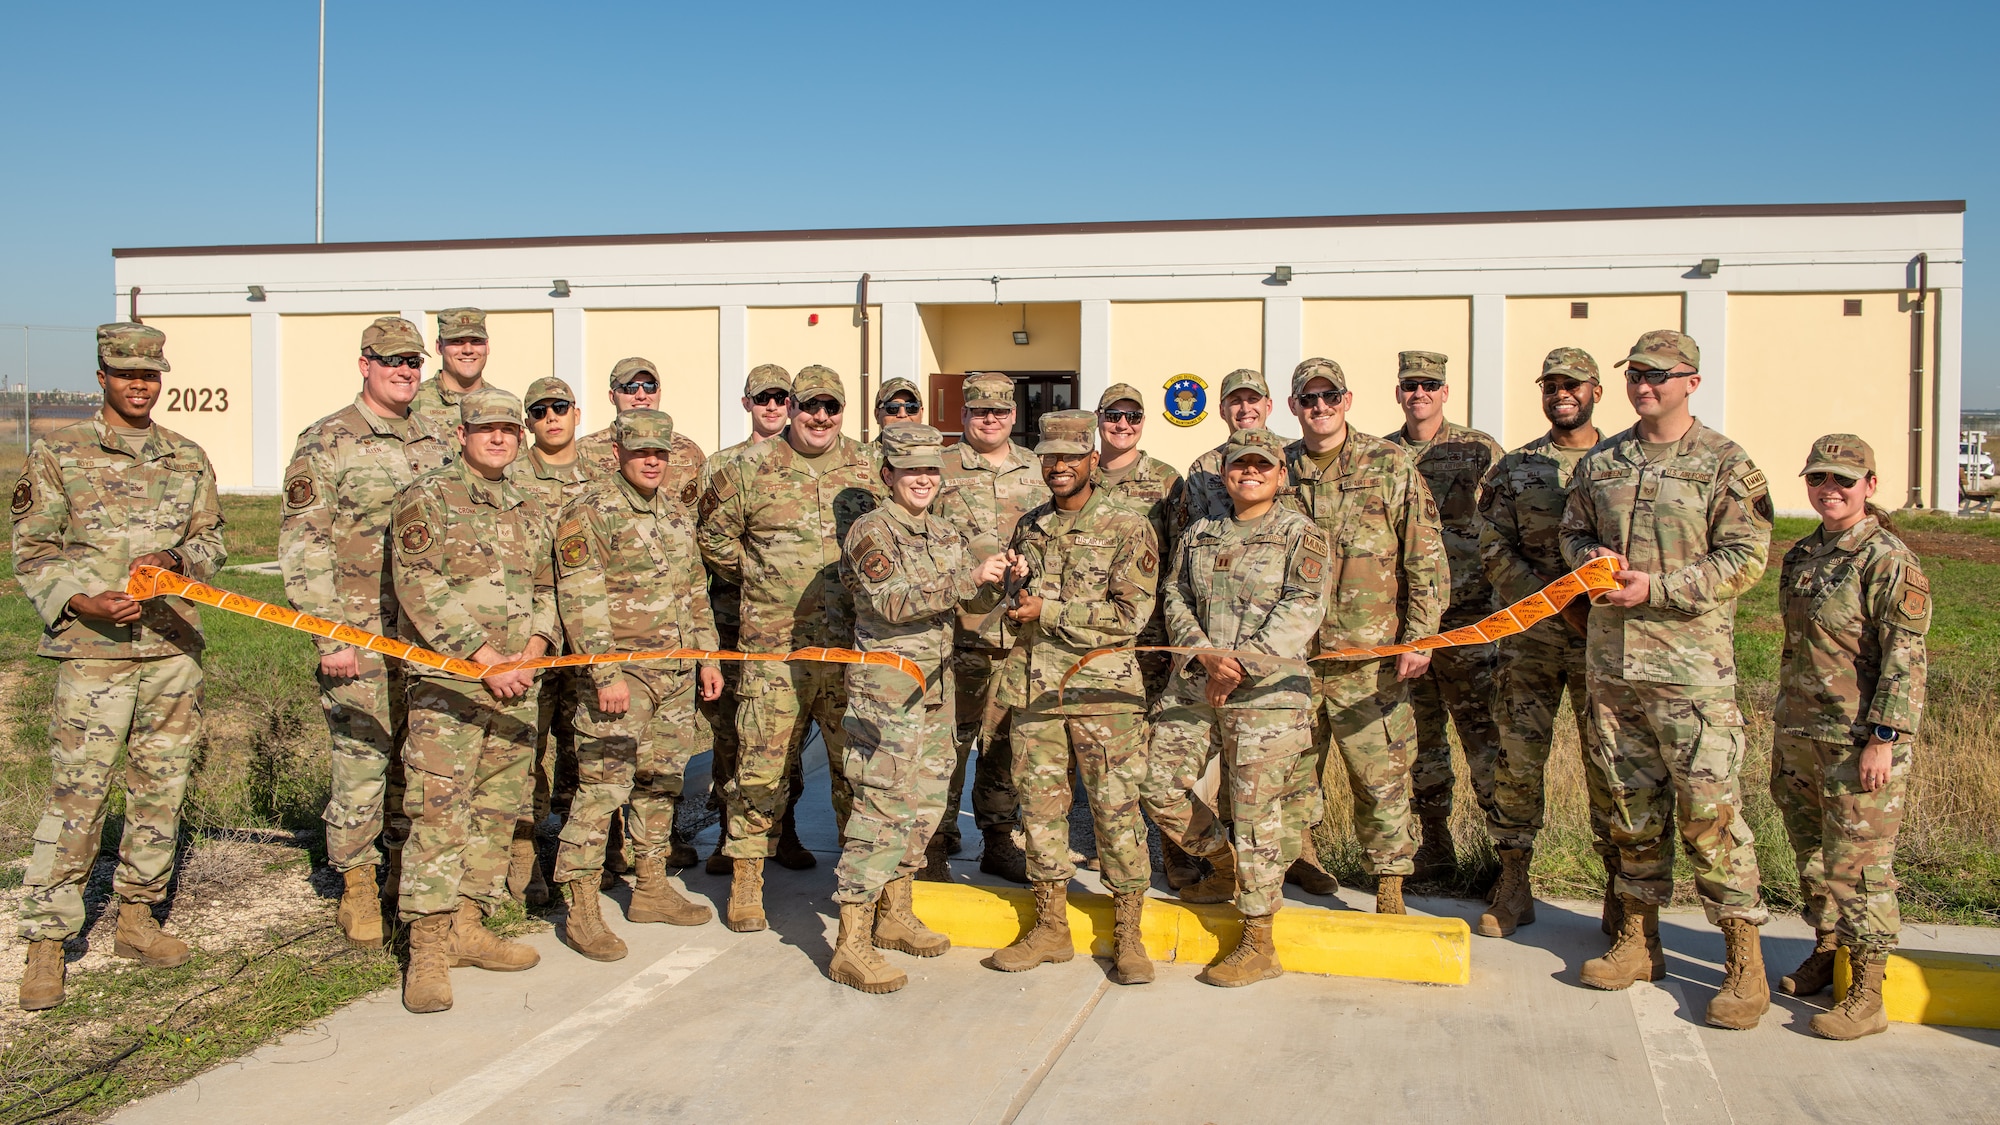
112,199,1967,259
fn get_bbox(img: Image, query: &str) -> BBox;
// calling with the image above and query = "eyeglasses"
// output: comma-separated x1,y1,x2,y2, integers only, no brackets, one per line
614,379,659,395
968,407,1013,420
796,397,843,416
1099,409,1144,424
1538,378,1588,395
751,389,790,406
880,401,920,416
1397,379,1443,394
527,401,573,420
1294,390,1345,408
1625,369,1691,387
365,352,424,369
1805,471,1862,488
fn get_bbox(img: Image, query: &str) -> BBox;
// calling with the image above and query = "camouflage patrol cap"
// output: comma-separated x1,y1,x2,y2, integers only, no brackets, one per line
524,376,575,406
793,365,846,405
1222,427,1288,467
1398,351,1449,381
879,423,945,470
744,363,791,396
1291,357,1347,396
612,408,676,453
962,372,1016,408
436,307,488,341
1033,410,1096,456
875,376,921,408
1800,433,1875,479
1617,329,1700,372
459,387,523,427
609,357,657,388
1097,383,1146,411
97,323,170,372
361,316,428,357
1219,368,1270,400
1539,347,1601,383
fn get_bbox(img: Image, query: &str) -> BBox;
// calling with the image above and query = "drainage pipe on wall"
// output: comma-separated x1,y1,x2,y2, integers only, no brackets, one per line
858,273,872,443
1907,253,1927,509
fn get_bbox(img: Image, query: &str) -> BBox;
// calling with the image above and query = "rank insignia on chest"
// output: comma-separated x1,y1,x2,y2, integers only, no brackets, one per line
285,475,316,509
1214,551,1234,570
1161,374,1208,428
558,535,589,570
10,478,31,518
859,548,894,582
399,521,433,554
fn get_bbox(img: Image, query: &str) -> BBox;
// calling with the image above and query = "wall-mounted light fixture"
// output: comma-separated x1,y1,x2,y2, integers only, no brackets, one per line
1012,304,1029,345
550,279,571,298
1271,266,1293,284
1694,258,1720,278
247,285,267,302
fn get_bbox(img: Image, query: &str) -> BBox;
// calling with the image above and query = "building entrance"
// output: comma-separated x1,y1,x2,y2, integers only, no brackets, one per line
928,371,1079,447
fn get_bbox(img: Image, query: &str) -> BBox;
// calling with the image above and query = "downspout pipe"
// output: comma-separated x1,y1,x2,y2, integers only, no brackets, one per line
858,273,871,443
1907,253,1927,509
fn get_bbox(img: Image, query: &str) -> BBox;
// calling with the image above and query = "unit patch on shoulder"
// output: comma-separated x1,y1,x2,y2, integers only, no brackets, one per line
398,520,433,555
858,548,894,583
558,534,590,571
10,477,32,520
679,480,698,506
285,475,316,509
1898,586,1930,621
1138,548,1158,577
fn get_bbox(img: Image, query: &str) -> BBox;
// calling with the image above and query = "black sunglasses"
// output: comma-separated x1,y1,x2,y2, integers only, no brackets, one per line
615,378,660,394
796,397,843,416
1294,390,1346,408
968,406,1013,420
751,389,790,406
880,401,920,416
1538,378,1589,395
1099,409,1144,424
1625,370,1691,387
527,401,573,420
1805,471,1861,488
365,352,424,369
1397,379,1443,394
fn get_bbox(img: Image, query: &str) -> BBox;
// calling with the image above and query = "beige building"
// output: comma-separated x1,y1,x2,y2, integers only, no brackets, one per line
113,200,1964,513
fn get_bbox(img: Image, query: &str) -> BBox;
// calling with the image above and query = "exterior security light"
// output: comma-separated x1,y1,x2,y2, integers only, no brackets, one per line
1273,266,1293,284
551,279,571,298
1695,258,1720,278
1013,304,1029,345
247,285,267,301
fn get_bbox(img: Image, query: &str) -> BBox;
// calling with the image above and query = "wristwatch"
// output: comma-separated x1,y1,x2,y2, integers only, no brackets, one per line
1873,724,1898,743
164,548,186,573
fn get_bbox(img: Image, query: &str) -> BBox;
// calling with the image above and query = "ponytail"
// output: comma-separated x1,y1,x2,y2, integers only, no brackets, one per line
1864,497,1897,535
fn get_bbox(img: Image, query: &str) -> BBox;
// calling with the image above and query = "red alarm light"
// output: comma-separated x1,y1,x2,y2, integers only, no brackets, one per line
808,313,819,326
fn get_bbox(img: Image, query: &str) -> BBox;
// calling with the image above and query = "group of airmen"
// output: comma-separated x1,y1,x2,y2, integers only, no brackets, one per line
14,314,1928,1043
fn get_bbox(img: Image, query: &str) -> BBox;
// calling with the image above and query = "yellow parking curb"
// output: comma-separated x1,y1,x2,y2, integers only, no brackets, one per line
1834,948,2000,1029
910,881,1470,985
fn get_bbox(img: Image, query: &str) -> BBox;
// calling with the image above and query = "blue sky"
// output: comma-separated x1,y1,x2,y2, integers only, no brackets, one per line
1,1,1992,401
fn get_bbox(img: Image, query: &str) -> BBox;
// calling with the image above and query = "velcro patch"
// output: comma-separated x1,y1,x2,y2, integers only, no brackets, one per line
859,548,893,582
10,477,31,520
1290,529,1331,587
285,474,316,509
558,534,590,571
1898,587,1929,620
1138,548,1158,577
1905,567,1930,592
398,520,433,555
679,480,698,506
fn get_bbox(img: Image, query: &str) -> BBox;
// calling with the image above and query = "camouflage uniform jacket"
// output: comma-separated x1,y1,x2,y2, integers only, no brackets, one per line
1480,432,1594,626
12,417,226,659
1279,433,1447,653
697,432,881,651
280,397,454,656
937,439,1049,649
410,376,474,436
1176,443,1231,546
1165,505,1328,710
1093,451,1184,646
697,435,774,642
555,472,719,700
997,488,1159,716
1388,420,1503,627
841,502,1001,709
1775,515,1929,743
1559,419,1772,686
391,460,559,678
577,426,707,512
510,445,595,514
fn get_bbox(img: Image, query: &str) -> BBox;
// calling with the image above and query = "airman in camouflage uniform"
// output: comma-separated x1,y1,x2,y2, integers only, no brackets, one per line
1561,329,1774,1030
1175,368,1276,540
935,372,1048,880
867,376,925,472
1478,348,1618,939
1141,427,1326,988
1769,435,1928,1041
1091,383,1185,702
988,411,1160,985
391,388,559,1014
550,410,721,961
1385,350,1505,874
280,316,454,947
14,324,225,1012
1278,358,1447,914
828,423,1010,994
697,365,881,932
576,356,707,510
410,308,491,434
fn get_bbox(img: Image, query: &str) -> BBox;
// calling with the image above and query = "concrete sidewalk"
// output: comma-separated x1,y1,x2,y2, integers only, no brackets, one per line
115,745,2000,1125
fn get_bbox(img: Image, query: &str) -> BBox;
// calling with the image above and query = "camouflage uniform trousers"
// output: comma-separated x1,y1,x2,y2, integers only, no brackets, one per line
398,676,539,921
1486,630,1616,859
724,661,852,859
1286,664,1420,877
554,674,702,883
1770,731,1909,954
531,668,582,823
319,650,409,874
943,647,1021,848
19,655,202,942
833,693,956,905
1586,675,1769,925
1010,709,1151,895
1142,700,1310,917
1408,641,1503,821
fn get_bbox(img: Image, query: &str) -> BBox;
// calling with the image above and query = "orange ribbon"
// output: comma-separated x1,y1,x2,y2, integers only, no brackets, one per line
126,565,926,691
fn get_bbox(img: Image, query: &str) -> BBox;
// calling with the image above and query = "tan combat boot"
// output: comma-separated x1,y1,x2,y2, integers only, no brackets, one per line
1705,917,1770,1029
1477,848,1535,938
1580,895,1665,990
1811,948,1889,1040
874,874,950,957
336,864,384,948
1111,890,1153,985
629,857,713,926
1285,856,1340,896
561,879,628,962
989,881,1075,972
725,858,767,932
114,901,191,967
1781,930,1839,996
402,913,453,1014
914,832,951,882
1600,854,1623,937
1414,813,1456,880
1160,836,1200,891
1178,847,1238,905
1375,874,1406,915
20,940,65,1011
829,900,907,993
1199,913,1282,987
445,901,540,971
775,804,817,870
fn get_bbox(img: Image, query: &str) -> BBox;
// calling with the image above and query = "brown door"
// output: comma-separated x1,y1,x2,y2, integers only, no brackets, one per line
927,371,1078,447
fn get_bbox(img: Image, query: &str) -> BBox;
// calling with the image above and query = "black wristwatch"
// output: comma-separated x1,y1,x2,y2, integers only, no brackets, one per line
164,548,186,573
1873,724,1898,744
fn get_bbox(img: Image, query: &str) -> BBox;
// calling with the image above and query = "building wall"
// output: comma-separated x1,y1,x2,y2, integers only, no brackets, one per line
745,306,881,441
1300,298,1471,440
929,302,1082,376
1501,294,1683,449
1107,300,1265,473
279,313,394,451
584,309,721,452
137,315,254,487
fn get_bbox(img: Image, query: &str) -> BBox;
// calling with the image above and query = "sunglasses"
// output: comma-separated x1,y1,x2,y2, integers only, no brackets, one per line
1538,378,1589,395
1294,390,1346,408
968,406,1013,420
366,352,424,369
615,379,659,395
751,389,790,406
880,401,920,416
1805,471,1862,489
1625,369,1691,387
1099,409,1144,424
527,401,573,420
796,397,843,416
1397,379,1444,394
